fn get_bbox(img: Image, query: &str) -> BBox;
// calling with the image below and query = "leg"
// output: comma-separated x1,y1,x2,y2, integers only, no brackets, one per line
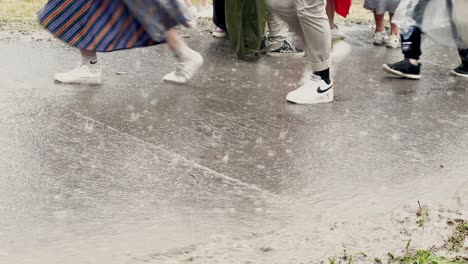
54,49,102,84
163,29,204,84
266,0,303,41
296,0,331,72
267,13,289,51
402,26,423,61
197,0,213,18
450,48,468,77
272,0,333,104
374,13,385,33
184,0,193,8
213,0,227,31
382,26,422,80
460,49,468,65
389,14,399,36
266,12,305,57
200,0,209,8
326,0,335,29
384,13,401,48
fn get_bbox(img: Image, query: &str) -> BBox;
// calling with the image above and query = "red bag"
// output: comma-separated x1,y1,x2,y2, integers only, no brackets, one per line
335,0,352,18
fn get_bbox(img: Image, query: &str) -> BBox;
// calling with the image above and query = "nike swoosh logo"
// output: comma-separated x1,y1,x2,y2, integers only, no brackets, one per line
90,61,98,64
317,85,333,94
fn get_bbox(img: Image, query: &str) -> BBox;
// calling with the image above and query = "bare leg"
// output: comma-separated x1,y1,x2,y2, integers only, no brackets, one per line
389,14,399,36
80,50,97,58
166,29,184,52
374,13,385,32
184,0,193,8
200,0,210,8
163,28,203,83
326,0,335,29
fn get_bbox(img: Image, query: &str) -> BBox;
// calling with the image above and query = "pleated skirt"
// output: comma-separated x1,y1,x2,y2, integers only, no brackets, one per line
38,0,191,52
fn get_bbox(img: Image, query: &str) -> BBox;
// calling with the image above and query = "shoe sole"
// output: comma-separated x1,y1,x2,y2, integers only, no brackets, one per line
286,88,334,105
450,70,468,78
266,52,305,58
54,78,102,85
332,35,346,40
212,33,227,38
382,64,421,80
385,44,401,49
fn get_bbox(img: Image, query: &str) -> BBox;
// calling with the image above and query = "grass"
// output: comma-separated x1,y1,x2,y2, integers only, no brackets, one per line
447,222,468,252
0,0,46,22
327,204,467,264
416,201,430,228
393,250,468,264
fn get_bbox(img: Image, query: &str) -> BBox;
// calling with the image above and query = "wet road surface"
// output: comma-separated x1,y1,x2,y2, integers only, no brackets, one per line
0,25,467,263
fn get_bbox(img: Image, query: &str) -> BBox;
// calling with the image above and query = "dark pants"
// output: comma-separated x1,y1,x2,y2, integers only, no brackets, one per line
213,0,226,31
401,0,467,64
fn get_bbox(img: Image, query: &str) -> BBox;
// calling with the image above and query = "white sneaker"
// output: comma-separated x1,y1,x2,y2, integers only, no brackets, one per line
212,27,227,38
197,5,213,18
286,75,334,104
163,50,203,84
385,35,401,48
54,64,102,85
331,25,346,40
373,31,387,46
188,6,198,17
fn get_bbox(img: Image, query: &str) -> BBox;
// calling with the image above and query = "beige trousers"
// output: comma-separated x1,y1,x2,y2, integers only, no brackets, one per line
267,14,289,51
452,0,468,46
266,0,331,71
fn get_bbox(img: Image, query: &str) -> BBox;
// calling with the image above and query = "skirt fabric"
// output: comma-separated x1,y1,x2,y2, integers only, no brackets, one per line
364,0,400,14
38,0,191,52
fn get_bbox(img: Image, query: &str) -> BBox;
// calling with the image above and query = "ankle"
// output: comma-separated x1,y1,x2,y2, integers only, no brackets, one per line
408,59,419,66
313,68,331,85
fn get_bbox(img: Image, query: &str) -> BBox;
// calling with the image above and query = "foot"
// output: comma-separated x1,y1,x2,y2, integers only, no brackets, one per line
163,50,203,84
188,6,198,17
212,27,227,38
54,64,102,84
373,31,387,46
385,35,401,48
197,5,213,18
382,59,421,80
267,40,305,58
450,63,468,78
286,75,334,104
331,25,346,40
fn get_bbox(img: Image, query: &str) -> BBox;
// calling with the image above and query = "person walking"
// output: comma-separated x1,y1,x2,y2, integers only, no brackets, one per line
39,0,203,85
266,0,333,104
364,0,401,48
212,0,227,38
266,13,305,57
383,0,468,79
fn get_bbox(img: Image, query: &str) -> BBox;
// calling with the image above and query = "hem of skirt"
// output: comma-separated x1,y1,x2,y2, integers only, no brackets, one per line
41,27,165,52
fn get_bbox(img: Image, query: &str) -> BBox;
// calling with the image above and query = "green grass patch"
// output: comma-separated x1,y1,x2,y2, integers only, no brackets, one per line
0,0,46,22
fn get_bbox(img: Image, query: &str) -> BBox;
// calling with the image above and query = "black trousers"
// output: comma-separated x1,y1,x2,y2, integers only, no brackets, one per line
213,0,226,31
401,0,467,64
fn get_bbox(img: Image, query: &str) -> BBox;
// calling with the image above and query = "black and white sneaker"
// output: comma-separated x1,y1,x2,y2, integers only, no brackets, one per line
450,63,468,78
382,59,421,80
267,40,305,58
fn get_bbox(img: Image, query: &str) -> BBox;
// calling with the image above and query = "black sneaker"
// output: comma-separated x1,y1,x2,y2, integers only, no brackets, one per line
382,59,421,80
267,40,305,58
450,63,468,78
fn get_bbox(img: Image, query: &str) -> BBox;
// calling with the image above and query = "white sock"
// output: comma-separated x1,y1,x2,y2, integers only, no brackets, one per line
172,44,194,61
81,54,99,69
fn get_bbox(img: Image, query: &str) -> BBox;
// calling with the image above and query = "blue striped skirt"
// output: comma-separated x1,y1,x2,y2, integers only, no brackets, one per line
38,0,191,52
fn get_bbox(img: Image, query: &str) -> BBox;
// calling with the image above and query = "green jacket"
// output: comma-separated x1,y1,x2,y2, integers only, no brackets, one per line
225,0,267,61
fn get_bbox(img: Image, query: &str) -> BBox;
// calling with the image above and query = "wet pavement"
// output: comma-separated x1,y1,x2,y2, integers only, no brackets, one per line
0,25,467,263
